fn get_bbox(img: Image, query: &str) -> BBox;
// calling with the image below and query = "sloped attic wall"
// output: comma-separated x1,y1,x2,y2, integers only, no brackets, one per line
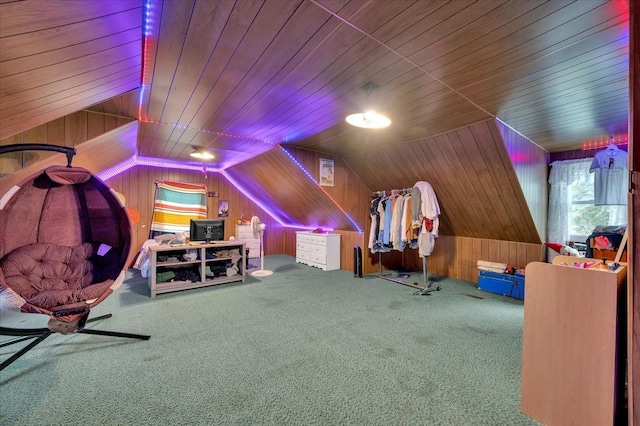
495,120,549,242
224,147,366,232
344,119,546,244
0,122,138,193
0,1,142,140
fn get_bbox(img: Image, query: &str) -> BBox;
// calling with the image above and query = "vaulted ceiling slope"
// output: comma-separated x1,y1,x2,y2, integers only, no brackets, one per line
224,147,360,231
137,0,628,168
0,0,142,140
0,122,138,193
345,119,545,243
1,0,629,165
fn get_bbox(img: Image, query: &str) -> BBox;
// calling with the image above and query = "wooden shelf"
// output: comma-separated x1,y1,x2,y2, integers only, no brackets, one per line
157,260,200,267
148,242,245,297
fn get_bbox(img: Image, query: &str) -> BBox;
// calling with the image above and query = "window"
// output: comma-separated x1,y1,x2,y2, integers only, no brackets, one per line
568,174,627,241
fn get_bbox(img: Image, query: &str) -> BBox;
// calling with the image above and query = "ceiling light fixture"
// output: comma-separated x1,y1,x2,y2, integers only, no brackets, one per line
190,150,214,160
346,111,391,129
345,82,391,129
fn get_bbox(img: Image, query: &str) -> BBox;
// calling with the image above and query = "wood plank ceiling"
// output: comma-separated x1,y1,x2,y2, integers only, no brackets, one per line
0,0,142,140
1,0,629,163
135,0,628,167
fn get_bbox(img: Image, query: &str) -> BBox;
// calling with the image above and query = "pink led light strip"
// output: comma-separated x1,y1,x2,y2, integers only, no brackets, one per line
582,134,629,151
138,119,270,144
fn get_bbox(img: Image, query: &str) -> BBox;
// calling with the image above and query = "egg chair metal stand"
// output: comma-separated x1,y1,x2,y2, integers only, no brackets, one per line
0,144,150,371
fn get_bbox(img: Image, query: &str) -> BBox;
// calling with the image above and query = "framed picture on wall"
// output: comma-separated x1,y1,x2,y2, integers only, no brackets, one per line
218,200,229,217
319,158,334,187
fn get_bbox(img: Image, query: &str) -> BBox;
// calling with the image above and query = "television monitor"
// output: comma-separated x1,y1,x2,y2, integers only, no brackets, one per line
189,219,225,243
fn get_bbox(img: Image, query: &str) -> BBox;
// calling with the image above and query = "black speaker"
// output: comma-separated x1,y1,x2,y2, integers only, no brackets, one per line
353,246,363,278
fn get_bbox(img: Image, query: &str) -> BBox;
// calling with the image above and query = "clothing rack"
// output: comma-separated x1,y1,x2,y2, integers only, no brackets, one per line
368,186,440,295
371,187,412,197
373,251,427,289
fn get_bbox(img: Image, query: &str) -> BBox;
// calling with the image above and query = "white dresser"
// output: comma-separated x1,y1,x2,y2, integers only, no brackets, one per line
295,232,340,271
235,224,261,260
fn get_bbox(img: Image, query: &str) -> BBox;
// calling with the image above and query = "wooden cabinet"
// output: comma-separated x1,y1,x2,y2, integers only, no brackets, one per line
295,232,340,271
235,224,260,261
521,256,627,425
148,242,245,297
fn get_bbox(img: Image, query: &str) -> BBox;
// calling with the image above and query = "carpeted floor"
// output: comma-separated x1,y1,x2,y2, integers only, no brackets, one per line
1,255,539,425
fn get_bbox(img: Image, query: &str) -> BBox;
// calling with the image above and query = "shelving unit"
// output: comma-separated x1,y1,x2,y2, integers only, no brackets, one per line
148,241,245,297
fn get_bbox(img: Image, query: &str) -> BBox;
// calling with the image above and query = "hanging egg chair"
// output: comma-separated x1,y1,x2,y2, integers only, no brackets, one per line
0,144,149,371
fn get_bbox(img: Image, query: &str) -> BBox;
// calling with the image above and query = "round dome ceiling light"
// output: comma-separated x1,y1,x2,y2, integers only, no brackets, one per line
190,150,214,160
345,111,391,129
345,82,391,129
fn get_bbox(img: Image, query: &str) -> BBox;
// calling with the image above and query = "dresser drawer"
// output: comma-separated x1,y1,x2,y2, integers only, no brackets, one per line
236,225,255,238
297,241,326,255
237,231,255,240
236,225,260,257
308,235,328,245
309,253,326,264
307,243,326,256
297,233,311,244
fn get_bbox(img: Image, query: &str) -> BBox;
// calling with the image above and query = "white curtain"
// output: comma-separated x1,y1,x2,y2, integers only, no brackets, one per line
547,158,592,248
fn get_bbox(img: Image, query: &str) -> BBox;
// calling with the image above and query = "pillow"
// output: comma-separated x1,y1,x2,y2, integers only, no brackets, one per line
0,242,119,310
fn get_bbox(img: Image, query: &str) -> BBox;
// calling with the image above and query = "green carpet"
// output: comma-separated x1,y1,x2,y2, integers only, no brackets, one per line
1,255,539,425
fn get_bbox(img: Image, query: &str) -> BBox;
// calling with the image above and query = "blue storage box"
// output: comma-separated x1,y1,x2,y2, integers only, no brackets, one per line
478,270,525,300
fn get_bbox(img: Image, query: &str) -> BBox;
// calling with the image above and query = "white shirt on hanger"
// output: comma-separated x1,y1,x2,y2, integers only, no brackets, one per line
589,144,628,206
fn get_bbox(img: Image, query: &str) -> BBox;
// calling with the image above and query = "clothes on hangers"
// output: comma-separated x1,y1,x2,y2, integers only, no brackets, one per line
413,181,441,257
368,188,415,254
589,141,628,205
400,195,413,248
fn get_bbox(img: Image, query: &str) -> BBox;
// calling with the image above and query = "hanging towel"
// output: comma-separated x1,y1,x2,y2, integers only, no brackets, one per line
150,181,207,236
413,181,440,237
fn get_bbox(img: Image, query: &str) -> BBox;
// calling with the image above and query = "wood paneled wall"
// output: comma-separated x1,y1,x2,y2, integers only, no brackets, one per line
496,120,549,241
282,147,373,229
1,118,546,284
362,236,543,284
281,223,543,284
397,236,543,283
281,228,542,284
103,165,286,267
344,119,542,244
0,109,134,178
